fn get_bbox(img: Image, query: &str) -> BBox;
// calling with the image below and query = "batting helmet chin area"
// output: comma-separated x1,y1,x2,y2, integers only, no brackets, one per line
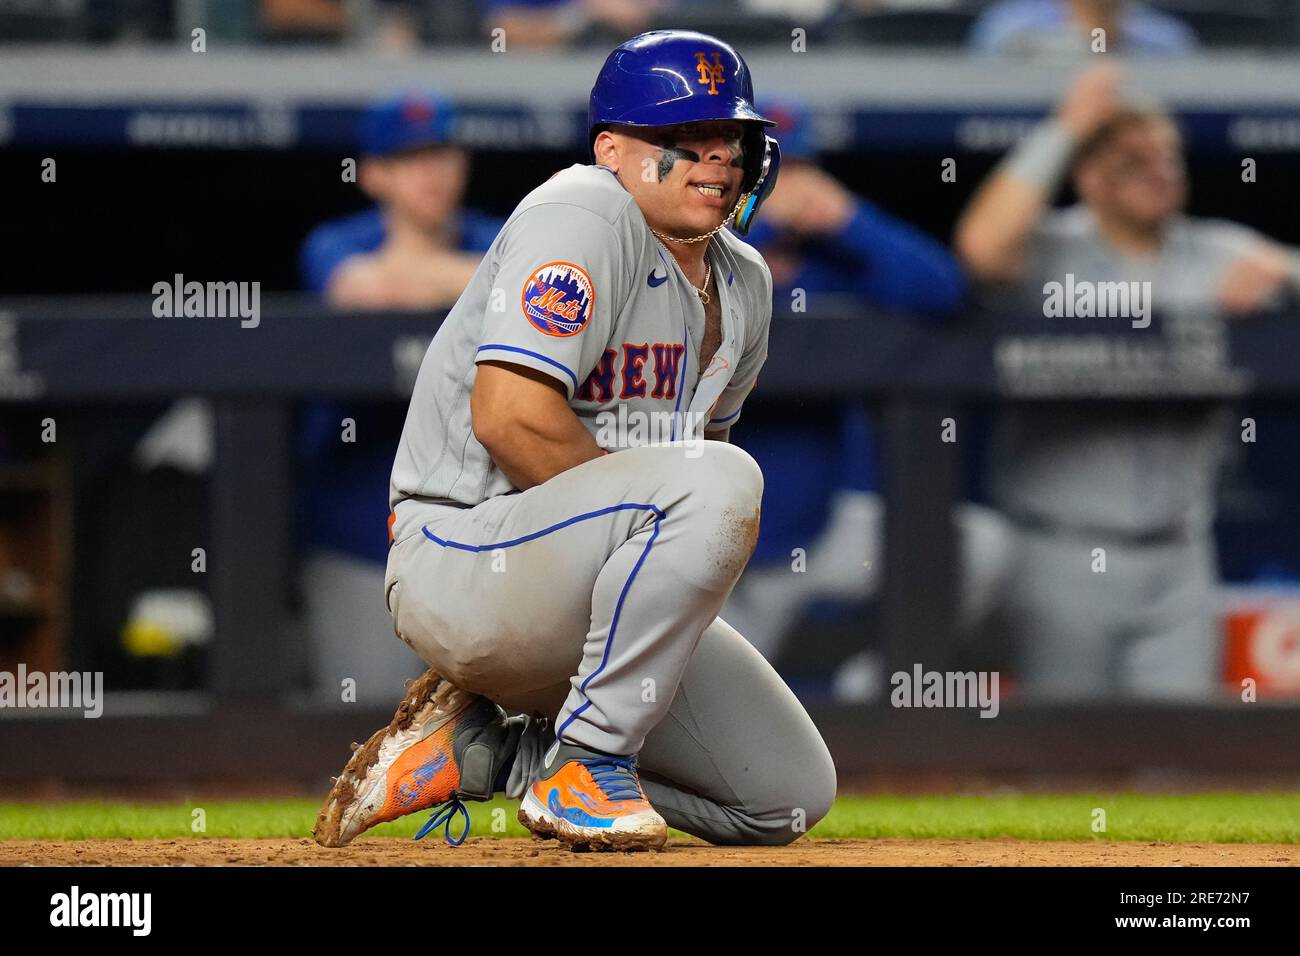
589,30,780,232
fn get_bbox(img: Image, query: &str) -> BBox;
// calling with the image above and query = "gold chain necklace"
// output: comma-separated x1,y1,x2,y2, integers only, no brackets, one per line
692,255,713,305
647,193,747,246
651,194,744,306
653,240,713,304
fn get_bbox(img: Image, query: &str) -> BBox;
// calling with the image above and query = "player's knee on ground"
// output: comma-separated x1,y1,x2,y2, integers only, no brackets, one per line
673,742,835,847
734,752,837,847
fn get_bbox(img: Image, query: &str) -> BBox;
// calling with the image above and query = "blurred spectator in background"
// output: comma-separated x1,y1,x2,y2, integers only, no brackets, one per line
298,92,502,705
740,0,836,19
969,0,1197,55
836,0,963,8
260,0,349,43
301,92,499,307
360,0,481,48
723,97,1016,701
477,0,664,48
955,64,1299,700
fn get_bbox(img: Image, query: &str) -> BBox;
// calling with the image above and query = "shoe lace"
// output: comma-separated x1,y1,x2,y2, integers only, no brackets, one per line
414,791,471,846
581,756,643,803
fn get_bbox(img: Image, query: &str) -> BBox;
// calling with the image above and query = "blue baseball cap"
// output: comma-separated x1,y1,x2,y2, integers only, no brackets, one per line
757,97,816,162
359,92,459,158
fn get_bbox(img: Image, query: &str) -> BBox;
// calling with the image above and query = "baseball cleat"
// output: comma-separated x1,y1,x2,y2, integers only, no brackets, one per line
518,742,668,852
313,669,503,848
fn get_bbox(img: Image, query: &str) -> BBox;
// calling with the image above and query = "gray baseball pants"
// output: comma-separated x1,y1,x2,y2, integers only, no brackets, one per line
384,442,837,845
1006,522,1221,700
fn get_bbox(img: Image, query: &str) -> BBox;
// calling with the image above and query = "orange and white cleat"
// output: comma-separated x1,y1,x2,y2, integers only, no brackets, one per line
313,669,512,848
519,743,668,851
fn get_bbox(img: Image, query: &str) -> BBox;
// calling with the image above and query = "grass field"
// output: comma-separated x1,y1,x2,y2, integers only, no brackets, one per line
3,792,1299,843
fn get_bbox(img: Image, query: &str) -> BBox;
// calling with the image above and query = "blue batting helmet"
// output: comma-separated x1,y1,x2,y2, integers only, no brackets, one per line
589,30,780,234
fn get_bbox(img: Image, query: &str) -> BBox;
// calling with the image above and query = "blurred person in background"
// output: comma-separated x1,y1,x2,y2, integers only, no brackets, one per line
834,0,962,8
722,97,1016,701
298,92,502,705
356,0,481,48
955,65,1300,699
260,0,350,43
476,0,664,48
969,0,1197,55
740,0,837,17
301,93,498,308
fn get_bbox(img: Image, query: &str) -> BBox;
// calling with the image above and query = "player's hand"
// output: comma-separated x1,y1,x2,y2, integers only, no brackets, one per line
1056,64,1123,141
756,163,855,236
1216,243,1294,315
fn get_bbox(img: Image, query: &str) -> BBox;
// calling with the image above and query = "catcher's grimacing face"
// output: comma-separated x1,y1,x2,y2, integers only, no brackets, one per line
595,121,748,239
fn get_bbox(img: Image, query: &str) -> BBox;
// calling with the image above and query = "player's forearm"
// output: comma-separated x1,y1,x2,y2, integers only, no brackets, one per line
471,363,604,489
479,414,603,490
954,120,1075,283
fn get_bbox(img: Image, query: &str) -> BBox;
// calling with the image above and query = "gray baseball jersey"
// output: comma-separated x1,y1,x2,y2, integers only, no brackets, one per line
989,205,1265,537
389,163,772,531
380,163,836,844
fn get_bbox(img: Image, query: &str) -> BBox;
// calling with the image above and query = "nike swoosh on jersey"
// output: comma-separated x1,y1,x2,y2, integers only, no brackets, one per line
647,270,669,288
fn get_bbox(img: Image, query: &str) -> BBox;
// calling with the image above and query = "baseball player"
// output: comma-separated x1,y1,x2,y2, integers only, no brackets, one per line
955,65,1300,699
314,31,837,852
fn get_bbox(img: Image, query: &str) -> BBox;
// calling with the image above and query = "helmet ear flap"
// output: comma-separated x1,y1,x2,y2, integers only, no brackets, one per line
739,124,768,193
734,136,780,236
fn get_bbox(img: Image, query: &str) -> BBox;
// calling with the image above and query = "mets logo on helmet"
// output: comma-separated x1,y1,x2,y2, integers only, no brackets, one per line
695,52,726,95
522,261,595,337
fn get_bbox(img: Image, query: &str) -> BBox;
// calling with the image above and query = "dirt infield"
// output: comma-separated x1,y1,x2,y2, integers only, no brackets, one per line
3,838,1298,866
